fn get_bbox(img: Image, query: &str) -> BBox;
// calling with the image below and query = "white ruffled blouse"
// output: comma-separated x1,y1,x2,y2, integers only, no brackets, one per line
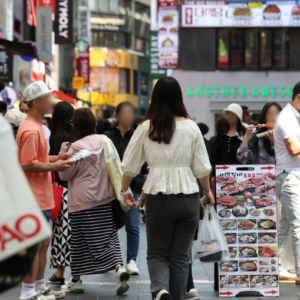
122,119,212,195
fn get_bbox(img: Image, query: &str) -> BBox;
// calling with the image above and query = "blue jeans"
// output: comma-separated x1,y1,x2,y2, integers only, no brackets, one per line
43,209,52,222
126,190,140,263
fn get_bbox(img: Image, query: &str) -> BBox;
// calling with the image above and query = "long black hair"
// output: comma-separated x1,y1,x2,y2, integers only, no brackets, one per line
50,101,76,151
223,119,246,137
143,76,189,144
252,102,282,156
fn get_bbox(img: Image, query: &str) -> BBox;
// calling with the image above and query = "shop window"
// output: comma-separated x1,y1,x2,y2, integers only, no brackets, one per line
88,0,98,11
217,29,229,69
92,31,99,46
126,69,130,93
259,30,272,68
134,70,138,95
135,2,150,23
229,29,243,69
274,30,286,69
119,0,131,15
140,72,148,97
135,37,144,52
245,29,257,69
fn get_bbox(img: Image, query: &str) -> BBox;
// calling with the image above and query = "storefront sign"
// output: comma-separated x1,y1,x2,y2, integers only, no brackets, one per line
36,6,52,62
90,92,115,106
90,16,126,31
182,1,300,27
31,59,45,81
72,76,85,89
37,0,55,14
75,40,88,52
77,10,91,43
54,0,73,44
187,85,294,98
158,6,179,69
150,31,166,79
77,46,90,83
0,50,13,82
216,165,279,297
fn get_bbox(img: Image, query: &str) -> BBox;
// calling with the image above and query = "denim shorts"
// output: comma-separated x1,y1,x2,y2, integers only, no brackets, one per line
43,209,52,222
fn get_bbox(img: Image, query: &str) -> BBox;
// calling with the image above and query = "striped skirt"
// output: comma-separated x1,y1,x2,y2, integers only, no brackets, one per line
69,202,123,276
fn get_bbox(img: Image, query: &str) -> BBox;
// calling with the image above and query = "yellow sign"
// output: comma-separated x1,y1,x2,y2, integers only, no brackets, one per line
72,77,85,89
91,92,115,106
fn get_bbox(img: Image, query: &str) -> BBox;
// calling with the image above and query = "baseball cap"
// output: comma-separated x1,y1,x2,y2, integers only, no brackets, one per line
223,103,243,122
23,81,57,102
4,109,27,127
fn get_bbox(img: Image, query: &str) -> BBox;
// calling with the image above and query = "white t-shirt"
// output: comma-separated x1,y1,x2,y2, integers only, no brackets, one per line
43,125,51,154
274,103,300,176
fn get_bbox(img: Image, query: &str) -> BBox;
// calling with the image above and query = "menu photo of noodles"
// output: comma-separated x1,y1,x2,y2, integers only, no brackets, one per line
158,6,178,69
216,165,279,297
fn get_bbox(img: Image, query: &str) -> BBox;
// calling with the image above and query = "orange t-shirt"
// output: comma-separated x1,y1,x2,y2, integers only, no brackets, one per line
16,116,54,211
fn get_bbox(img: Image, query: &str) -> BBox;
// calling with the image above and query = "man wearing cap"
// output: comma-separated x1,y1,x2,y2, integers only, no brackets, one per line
16,81,72,300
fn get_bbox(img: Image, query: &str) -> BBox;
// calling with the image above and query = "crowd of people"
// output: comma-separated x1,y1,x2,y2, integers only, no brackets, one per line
1,76,300,300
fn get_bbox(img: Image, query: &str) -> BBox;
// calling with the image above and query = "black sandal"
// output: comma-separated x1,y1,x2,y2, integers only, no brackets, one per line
49,274,65,284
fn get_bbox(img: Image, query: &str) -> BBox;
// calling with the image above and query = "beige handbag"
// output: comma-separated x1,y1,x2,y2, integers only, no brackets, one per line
102,135,130,212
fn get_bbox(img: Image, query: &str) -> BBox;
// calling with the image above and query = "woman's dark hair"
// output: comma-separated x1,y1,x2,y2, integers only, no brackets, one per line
72,108,96,139
115,101,135,116
43,116,52,129
143,76,189,144
197,123,209,136
253,102,282,157
50,101,76,150
223,119,246,137
216,117,228,133
96,118,111,134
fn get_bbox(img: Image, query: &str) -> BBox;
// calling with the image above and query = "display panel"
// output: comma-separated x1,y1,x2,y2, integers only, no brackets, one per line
182,1,300,27
216,165,279,297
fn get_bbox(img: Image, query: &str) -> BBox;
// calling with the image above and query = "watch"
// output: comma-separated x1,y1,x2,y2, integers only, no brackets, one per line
120,188,131,197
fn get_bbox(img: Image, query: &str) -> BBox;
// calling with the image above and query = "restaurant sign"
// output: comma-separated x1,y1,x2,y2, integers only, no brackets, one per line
187,85,294,98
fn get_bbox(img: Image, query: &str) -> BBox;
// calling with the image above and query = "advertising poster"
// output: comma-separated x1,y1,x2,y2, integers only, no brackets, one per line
158,6,178,69
216,165,279,297
182,1,300,27
150,31,166,79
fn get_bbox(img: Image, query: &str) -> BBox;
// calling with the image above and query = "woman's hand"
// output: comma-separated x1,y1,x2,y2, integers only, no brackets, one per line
60,142,71,152
135,200,145,213
245,124,256,136
265,130,274,143
60,153,72,161
203,190,215,207
123,193,135,206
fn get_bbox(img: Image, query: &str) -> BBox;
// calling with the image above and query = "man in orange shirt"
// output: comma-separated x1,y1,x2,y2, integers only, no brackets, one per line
16,81,73,300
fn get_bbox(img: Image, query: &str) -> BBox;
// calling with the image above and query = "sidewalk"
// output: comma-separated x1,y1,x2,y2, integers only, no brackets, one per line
1,223,299,300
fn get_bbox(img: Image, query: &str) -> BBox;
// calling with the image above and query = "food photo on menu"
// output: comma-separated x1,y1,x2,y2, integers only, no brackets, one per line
220,275,250,289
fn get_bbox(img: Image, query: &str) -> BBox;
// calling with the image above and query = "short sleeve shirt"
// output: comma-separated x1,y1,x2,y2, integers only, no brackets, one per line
16,116,54,210
274,103,300,176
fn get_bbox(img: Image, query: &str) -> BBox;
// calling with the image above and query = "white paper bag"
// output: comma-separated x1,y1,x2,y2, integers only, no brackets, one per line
0,115,50,262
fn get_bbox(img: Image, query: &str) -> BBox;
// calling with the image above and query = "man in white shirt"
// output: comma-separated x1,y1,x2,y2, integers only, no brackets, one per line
241,106,252,128
274,82,300,287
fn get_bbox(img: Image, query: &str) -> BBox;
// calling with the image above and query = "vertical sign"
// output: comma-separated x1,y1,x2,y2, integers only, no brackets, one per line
37,0,55,13
216,165,279,297
36,6,52,62
6,0,13,41
54,0,73,44
157,6,178,69
77,46,90,83
150,31,166,79
0,50,13,82
77,10,91,43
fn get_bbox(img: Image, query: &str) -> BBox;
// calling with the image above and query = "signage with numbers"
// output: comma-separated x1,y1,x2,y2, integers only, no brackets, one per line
0,50,13,82
216,165,279,297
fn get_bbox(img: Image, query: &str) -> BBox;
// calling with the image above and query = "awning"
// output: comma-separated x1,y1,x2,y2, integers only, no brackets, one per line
52,90,75,104
0,38,38,58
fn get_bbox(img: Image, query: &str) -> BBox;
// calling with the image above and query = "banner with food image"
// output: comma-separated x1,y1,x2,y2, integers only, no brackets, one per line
158,6,178,69
216,165,279,297
182,1,300,28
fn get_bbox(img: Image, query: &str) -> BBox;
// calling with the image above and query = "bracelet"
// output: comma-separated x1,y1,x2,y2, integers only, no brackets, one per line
120,188,131,196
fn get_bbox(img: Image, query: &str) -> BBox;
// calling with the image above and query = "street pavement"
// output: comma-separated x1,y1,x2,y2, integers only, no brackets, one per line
1,222,300,300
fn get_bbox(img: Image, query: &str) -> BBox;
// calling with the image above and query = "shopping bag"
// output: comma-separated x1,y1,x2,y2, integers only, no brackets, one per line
101,135,130,212
194,205,229,263
50,172,64,220
0,115,49,263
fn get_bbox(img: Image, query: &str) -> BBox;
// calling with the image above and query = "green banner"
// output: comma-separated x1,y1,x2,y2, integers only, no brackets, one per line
149,31,166,80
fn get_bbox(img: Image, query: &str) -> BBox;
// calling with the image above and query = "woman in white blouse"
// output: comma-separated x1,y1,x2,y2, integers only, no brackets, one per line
121,77,214,300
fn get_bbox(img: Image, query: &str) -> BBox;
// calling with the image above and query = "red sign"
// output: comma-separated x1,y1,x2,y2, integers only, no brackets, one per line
27,0,37,26
37,0,55,13
220,292,233,296
0,214,41,252
158,0,178,3
261,166,274,170
31,60,45,82
216,166,229,170
77,47,90,83
264,290,278,295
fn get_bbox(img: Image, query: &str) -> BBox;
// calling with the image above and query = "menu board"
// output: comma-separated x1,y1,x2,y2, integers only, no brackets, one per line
158,6,178,69
216,165,279,297
182,1,300,27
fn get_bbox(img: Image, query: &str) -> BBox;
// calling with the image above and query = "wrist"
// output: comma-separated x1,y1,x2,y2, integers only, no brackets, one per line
120,188,131,196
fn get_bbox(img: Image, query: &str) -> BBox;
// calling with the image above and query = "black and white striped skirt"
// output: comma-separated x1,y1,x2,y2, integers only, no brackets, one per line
69,201,123,276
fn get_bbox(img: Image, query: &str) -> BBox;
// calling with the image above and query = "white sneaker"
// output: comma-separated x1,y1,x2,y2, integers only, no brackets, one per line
127,260,140,275
155,289,171,300
41,286,65,299
116,267,130,295
280,269,296,280
185,288,199,300
61,280,84,293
